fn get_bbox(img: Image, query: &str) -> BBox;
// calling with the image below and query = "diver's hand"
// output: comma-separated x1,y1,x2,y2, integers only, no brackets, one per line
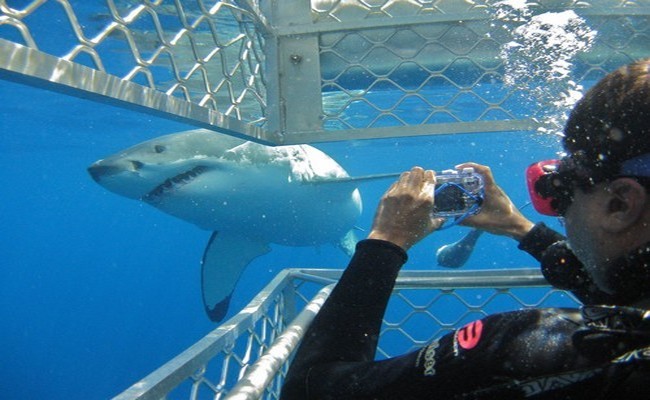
368,167,444,251
456,162,534,241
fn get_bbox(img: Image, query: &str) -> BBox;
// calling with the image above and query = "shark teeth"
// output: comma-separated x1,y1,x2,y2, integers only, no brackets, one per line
142,166,208,203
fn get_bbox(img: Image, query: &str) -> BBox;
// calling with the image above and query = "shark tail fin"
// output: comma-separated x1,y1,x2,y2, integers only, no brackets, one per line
435,229,484,268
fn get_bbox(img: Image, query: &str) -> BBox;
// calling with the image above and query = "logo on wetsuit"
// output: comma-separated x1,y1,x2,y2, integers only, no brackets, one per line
418,340,440,377
454,320,484,353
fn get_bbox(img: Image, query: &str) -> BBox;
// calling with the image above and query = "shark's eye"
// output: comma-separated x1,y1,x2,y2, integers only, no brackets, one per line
154,145,166,153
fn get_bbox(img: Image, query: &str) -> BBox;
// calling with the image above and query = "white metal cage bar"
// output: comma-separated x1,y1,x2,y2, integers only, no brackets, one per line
0,0,273,141
113,268,580,400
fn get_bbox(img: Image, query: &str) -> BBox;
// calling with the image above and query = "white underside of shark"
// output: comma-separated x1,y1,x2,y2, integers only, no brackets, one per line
88,129,365,321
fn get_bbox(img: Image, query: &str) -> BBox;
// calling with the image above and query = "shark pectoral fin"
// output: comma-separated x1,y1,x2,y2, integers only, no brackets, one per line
201,232,271,322
337,229,359,257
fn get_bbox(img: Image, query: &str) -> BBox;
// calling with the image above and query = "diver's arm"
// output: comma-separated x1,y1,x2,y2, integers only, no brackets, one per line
281,167,441,399
280,239,407,400
517,221,566,260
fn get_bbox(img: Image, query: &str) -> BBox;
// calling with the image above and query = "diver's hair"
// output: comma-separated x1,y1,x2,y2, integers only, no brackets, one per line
563,58,650,174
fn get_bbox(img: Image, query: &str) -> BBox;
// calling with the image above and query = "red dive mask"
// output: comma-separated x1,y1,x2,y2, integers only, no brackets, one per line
526,160,567,216
525,157,590,217
526,152,650,217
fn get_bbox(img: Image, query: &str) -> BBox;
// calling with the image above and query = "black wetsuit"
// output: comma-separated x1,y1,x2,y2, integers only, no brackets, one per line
281,224,650,399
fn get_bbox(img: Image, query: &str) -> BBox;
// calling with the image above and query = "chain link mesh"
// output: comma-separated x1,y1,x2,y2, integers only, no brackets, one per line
0,0,267,124
316,0,650,134
1,1,648,142
113,269,580,399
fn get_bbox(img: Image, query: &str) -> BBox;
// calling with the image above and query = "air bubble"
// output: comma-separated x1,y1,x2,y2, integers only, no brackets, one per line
609,128,624,142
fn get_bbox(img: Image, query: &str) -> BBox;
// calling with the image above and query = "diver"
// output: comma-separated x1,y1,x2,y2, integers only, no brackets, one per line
280,58,650,399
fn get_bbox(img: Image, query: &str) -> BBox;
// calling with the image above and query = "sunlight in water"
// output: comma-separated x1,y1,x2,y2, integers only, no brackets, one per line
490,1,597,137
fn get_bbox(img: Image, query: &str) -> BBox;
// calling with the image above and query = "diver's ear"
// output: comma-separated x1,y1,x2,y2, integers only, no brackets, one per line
602,178,647,232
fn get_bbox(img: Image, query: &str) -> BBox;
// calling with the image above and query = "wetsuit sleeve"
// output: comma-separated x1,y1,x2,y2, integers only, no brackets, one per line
281,239,407,400
517,222,586,290
517,222,566,261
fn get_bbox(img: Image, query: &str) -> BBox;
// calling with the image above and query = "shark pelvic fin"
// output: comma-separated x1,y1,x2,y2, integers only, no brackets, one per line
201,232,271,322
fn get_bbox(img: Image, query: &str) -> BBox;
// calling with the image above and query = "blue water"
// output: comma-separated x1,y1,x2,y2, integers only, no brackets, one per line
0,74,567,398
0,3,580,395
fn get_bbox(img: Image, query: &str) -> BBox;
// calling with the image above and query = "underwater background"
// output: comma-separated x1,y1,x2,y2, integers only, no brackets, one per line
0,76,564,399
1,1,642,399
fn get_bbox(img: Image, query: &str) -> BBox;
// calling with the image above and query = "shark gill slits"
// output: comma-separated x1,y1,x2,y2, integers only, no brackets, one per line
142,166,208,203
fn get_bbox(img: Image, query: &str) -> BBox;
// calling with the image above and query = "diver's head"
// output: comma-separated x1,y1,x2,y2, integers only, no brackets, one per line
563,58,650,170
556,59,650,296
529,59,650,215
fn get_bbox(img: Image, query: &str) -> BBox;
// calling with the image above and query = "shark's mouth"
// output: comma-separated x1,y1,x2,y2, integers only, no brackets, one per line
142,166,209,203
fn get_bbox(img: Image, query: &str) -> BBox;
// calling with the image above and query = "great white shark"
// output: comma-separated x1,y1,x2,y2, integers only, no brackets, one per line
88,129,395,322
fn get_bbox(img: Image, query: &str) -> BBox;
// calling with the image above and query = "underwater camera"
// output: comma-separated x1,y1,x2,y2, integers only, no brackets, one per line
433,168,484,218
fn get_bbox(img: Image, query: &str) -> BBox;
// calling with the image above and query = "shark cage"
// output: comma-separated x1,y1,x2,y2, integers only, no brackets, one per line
1,0,649,399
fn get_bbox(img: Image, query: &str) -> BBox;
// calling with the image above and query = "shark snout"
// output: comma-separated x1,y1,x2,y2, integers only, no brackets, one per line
88,160,144,182
88,163,113,182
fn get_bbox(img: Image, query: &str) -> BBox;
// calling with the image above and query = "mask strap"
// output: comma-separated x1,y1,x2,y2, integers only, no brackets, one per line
621,153,650,177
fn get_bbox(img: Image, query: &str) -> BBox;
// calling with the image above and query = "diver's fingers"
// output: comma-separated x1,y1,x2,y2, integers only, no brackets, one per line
391,166,425,190
424,169,435,183
410,167,436,201
405,166,425,186
386,167,435,203
455,162,496,187
422,169,435,199
386,169,410,193
432,217,446,230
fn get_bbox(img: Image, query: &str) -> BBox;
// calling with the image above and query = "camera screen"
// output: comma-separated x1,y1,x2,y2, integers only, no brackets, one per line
434,184,467,213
